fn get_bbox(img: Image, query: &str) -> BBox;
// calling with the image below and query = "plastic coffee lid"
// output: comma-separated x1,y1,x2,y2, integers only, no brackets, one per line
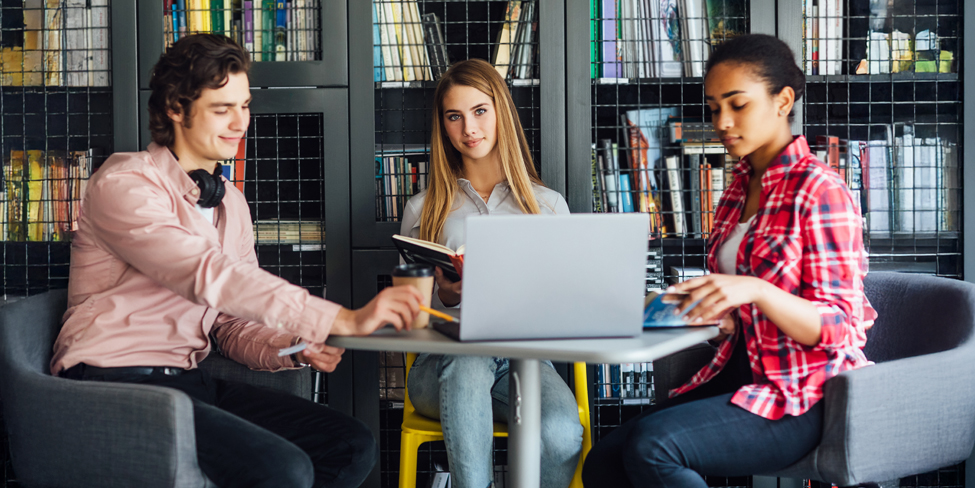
391,263,435,277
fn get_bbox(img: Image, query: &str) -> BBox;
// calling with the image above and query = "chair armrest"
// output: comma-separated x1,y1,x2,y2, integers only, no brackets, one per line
198,352,312,400
814,345,975,484
4,373,207,488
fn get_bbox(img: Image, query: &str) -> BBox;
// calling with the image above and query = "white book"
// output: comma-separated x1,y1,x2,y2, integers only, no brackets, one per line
868,31,890,74
832,0,843,74
390,1,415,82
90,0,109,86
43,0,63,86
894,129,914,233
656,0,682,77
665,155,685,236
380,1,403,82
617,0,633,78
253,5,263,61
680,0,707,77
866,140,891,234
408,1,431,80
804,0,814,74
941,141,959,232
914,138,938,233
64,0,88,86
635,0,649,78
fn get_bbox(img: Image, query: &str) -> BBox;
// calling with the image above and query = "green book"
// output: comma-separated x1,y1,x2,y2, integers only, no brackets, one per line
590,0,601,78
211,0,225,35
262,0,275,60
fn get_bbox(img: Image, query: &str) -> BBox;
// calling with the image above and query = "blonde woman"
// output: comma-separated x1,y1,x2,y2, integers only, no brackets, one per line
399,59,582,488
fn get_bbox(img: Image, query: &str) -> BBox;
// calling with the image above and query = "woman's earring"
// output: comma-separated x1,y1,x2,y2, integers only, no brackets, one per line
778,110,785,116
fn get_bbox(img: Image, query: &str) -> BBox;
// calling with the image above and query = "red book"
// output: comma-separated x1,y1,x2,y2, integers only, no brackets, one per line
233,136,246,194
816,135,841,177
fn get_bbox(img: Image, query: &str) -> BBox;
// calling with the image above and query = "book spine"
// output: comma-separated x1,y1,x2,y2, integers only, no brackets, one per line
275,0,287,61
600,0,618,78
244,1,254,56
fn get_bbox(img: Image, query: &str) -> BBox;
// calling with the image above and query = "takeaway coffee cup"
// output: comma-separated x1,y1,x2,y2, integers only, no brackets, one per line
391,263,435,329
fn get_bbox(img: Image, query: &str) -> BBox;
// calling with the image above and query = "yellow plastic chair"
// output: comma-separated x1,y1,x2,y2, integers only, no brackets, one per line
399,352,592,488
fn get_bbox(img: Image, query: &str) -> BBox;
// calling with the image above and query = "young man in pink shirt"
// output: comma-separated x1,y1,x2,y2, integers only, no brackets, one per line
51,34,422,488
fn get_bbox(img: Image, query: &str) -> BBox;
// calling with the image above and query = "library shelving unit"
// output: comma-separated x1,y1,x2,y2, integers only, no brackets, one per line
790,1,968,486
564,0,972,487
571,2,754,486
349,0,568,485
796,0,963,279
1,2,111,485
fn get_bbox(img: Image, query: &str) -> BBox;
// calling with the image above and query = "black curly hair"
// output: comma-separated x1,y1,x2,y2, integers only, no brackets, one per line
706,34,805,117
147,34,251,147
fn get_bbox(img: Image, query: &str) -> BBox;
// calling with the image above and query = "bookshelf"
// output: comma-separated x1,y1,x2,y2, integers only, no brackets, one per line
0,3,111,297
136,0,347,88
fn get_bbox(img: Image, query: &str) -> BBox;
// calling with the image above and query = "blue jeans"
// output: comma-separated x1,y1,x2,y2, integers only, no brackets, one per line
408,354,583,488
582,338,823,487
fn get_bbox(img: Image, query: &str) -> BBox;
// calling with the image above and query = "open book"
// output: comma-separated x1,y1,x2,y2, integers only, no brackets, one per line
643,291,719,328
391,235,465,282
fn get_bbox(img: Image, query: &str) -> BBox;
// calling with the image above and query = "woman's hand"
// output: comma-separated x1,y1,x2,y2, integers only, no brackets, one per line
712,313,737,342
670,274,769,324
296,343,346,373
434,267,462,307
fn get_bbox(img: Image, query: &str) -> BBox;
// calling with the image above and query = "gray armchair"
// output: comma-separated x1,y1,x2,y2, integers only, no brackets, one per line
653,272,975,487
0,289,312,488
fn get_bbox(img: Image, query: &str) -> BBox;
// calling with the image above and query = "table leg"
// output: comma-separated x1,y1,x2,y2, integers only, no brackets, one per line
508,358,541,488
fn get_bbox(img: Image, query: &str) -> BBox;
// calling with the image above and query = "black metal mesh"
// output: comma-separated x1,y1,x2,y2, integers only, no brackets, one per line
0,0,111,298
1,2,112,484
162,0,322,62
802,0,962,278
241,112,328,404
588,3,750,485
373,0,541,222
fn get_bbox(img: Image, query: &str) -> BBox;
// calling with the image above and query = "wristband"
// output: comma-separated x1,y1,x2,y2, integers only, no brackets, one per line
291,352,310,368
289,337,310,368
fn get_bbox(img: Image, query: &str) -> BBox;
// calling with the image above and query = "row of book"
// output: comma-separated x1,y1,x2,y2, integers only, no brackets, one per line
833,128,960,236
594,362,655,402
163,0,321,62
0,0,109,87
490,1,539,81
372,1,447,82
2,149,96,242
591,139,733,238
803,0,956,76
253,220,323,243
375,147,430,221
591,0,745,79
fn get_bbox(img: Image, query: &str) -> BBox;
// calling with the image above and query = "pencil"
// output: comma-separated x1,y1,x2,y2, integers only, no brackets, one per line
420,305,458,323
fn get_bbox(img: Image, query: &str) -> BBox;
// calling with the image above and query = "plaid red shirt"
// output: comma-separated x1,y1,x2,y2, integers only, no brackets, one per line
670,136,877,420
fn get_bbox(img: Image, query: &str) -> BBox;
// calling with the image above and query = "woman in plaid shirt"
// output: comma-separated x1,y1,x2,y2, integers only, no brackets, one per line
583,34,877,487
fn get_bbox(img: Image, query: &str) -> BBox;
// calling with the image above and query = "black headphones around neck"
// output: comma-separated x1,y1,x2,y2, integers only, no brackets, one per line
189,167,226,208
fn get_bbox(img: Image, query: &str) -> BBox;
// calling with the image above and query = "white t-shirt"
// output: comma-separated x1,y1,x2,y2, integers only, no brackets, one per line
717,215,755,275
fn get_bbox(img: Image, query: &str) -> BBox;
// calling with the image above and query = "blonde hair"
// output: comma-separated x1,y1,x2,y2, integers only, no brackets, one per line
419,59,544,243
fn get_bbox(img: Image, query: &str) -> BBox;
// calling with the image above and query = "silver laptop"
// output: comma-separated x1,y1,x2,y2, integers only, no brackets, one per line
434,213,648,341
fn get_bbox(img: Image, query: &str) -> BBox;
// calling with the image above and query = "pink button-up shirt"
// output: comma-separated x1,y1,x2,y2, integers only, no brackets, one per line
51,143,340,375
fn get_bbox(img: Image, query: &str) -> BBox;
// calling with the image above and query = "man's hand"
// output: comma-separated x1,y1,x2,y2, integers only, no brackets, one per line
331,285,423,336
434,267,462,307
296,343,345,372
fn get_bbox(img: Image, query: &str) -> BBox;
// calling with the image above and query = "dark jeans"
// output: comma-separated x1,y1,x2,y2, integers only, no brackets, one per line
63,366,378,488
582,338,823,488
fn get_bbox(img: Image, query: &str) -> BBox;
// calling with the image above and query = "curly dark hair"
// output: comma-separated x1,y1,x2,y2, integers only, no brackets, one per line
705,34,805,116
147,34,251,147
